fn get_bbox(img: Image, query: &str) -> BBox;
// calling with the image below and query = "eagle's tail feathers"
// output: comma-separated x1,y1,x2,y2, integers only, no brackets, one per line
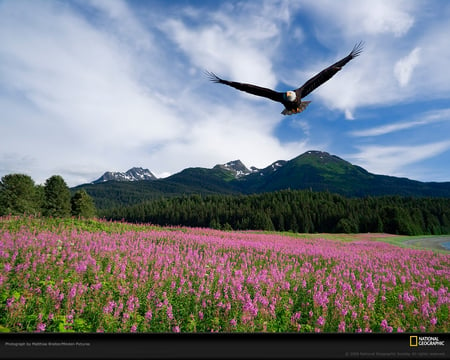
281,101,311,115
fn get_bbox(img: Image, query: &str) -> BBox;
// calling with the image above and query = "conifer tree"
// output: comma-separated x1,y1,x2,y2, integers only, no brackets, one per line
0,174,39,215
43,175,71,217
71,190,97,218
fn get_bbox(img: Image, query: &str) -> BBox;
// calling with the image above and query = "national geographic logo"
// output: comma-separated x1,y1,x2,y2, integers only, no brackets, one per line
410,336,445,347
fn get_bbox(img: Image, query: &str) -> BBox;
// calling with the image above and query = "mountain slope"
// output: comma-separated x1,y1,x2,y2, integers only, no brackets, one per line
73,150,450,209
238,151,375,195
213,160,253,178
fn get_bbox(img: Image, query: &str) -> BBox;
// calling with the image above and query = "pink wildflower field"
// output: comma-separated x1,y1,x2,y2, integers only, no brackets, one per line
0,217,448,333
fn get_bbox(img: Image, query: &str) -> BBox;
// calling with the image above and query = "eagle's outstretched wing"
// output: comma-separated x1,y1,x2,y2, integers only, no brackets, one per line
205,71,284,103
296,41,364,98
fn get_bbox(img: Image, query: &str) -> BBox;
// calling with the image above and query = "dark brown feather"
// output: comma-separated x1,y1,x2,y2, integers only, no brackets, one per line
296,41,363,98
205,71,284,103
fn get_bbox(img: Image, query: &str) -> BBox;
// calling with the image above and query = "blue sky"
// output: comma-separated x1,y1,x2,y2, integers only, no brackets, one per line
1,0,450,187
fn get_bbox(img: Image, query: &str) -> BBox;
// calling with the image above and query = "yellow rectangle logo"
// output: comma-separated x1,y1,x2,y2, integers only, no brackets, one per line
410,336,418,347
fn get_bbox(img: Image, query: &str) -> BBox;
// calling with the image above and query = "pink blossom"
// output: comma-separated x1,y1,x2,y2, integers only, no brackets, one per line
1,219,449,334
68,285,77,299
36,323,46,332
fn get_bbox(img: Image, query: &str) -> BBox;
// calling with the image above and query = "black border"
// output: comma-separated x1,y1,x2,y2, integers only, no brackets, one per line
1,332,448,359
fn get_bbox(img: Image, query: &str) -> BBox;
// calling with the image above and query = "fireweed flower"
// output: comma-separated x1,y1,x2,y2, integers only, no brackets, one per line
1,221,449,333
36,323,46,332
126,296,139,312
291,312,301,322
167,305,174,320
103,301,116,314
4,263,12,272
68,285,77,299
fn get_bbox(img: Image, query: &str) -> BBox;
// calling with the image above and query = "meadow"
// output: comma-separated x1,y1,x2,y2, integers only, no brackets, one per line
1,216,448,333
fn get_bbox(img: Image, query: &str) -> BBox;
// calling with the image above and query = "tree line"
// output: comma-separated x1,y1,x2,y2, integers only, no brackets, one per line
2,173,450,235
0,174,96,218
103,190,450,235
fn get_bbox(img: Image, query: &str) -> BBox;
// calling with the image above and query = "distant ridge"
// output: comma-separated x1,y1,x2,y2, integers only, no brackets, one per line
74,151,450,209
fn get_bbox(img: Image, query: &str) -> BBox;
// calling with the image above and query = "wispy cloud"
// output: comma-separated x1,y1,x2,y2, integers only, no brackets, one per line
348,140,450,177
350,108,450,137
160,0,299,86
394,47,421,87
305,0,416,39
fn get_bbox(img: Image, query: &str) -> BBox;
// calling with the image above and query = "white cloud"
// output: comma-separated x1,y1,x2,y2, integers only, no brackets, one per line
160,0,300,87
348,140,450,177
304,0,415,40
291,119,311,137
288,1,450,117
0,0,311,186
344,109,355,120
350,108,450,137
394,47,421,87
162,18,277,87
1,0,450,187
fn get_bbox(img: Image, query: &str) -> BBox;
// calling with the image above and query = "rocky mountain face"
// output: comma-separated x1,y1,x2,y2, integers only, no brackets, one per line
213,160,254,178
92,167,156,183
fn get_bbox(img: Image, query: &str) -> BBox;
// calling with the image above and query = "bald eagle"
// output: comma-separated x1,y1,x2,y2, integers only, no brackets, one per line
207,42,363,115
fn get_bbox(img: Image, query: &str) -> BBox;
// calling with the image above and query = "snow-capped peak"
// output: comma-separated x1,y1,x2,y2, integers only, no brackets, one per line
214,160,252,178
92,167,157,183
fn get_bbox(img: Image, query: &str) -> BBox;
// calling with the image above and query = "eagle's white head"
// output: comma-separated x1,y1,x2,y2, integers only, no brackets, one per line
284,91,296,102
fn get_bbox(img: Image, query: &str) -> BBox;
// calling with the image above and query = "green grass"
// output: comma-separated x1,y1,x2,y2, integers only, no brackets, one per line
0,216,158,234
1,216,448,333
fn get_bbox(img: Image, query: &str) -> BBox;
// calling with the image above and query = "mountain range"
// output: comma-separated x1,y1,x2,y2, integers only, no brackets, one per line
73,151,450,209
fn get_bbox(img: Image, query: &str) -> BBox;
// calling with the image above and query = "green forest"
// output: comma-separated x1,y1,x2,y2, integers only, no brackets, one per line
2,173,450,236
0,174,96,218
103,190,450,236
